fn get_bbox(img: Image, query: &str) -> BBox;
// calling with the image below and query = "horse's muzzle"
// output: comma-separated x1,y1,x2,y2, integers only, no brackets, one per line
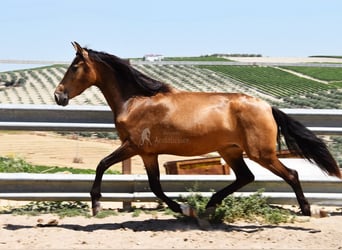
54,91,69,106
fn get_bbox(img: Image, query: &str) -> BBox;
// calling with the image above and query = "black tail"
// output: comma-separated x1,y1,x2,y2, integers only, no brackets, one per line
272,107,341,178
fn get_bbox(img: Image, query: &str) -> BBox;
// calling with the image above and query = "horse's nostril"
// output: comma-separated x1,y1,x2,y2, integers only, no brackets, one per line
54,92,69,106
54,93,60,103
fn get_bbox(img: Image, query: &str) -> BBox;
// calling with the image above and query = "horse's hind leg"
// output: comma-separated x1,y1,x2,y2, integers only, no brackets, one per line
253,155,311,216
205,148,255,212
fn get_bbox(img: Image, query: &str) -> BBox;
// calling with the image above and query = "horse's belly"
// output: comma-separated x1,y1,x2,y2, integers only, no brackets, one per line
148,132,238,156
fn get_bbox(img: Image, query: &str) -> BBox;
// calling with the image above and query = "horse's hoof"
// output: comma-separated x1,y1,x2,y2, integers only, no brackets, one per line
92,202,102,216
301,204,311,216
302,208,311,216
180,204,197,217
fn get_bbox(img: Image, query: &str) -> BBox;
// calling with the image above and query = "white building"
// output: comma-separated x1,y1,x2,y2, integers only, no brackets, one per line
143,54,164,62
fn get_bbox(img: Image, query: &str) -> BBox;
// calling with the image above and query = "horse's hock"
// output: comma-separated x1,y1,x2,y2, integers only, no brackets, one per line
163,157,230,175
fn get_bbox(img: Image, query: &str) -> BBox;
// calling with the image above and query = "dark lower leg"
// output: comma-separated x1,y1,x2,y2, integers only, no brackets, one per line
258,158,310,216
148,176,182,213
90,160,107,215
143,155,182,214
206,156,255,209
284,168,311,216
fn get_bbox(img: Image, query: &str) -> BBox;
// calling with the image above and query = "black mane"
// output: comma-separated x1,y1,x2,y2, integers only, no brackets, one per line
86,49,171,97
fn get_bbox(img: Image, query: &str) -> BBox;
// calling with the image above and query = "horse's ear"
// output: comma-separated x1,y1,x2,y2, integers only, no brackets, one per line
72,42,82,53
71,41,89,59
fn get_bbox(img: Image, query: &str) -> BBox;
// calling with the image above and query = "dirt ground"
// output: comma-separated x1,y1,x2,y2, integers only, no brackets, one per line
0,207,342,249
1,132,342,249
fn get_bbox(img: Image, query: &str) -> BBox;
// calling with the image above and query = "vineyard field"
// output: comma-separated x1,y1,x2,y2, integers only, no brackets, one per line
198,65,335,98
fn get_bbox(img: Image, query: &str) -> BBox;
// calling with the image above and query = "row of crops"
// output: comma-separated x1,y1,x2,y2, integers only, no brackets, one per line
135,64,266,95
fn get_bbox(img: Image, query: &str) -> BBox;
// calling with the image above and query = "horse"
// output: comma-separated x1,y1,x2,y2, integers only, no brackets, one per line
54,42,341,221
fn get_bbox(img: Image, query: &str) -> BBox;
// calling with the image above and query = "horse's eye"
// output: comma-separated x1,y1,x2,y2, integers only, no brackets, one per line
71,64,78,72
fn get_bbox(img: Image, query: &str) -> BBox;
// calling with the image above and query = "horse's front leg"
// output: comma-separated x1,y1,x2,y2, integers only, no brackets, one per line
91,140,136,216
142,154,188,215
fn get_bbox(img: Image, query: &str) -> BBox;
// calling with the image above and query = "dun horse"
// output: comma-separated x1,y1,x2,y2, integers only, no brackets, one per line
55,42,341,220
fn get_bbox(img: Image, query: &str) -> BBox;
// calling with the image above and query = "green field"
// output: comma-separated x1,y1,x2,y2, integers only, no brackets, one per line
281,66,342,82
198,65,335,97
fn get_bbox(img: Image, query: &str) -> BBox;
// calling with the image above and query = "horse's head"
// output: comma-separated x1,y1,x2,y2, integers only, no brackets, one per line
54,42,97,106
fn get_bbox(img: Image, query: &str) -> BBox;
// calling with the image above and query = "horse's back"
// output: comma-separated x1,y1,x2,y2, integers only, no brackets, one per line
168,91,278,157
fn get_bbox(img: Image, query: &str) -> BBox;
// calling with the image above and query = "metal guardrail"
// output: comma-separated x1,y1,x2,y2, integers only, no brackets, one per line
0,104,342,134
0,104,114,132
1,173,342,205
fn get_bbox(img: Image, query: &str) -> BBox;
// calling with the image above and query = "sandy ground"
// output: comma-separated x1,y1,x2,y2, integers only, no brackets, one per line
0,207,342,249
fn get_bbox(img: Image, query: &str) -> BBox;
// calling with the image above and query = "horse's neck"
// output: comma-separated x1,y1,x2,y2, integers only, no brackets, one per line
96,72,125,119
96,66,179,121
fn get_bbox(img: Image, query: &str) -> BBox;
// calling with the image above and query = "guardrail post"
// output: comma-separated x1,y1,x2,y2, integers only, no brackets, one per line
122,158,132,210
122,158,132,174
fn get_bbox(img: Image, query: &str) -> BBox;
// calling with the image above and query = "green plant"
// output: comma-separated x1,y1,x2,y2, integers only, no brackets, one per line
1,201,90,217
179,189,293,224
94,209,118,218
0,200,121,218
132,208,142,217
